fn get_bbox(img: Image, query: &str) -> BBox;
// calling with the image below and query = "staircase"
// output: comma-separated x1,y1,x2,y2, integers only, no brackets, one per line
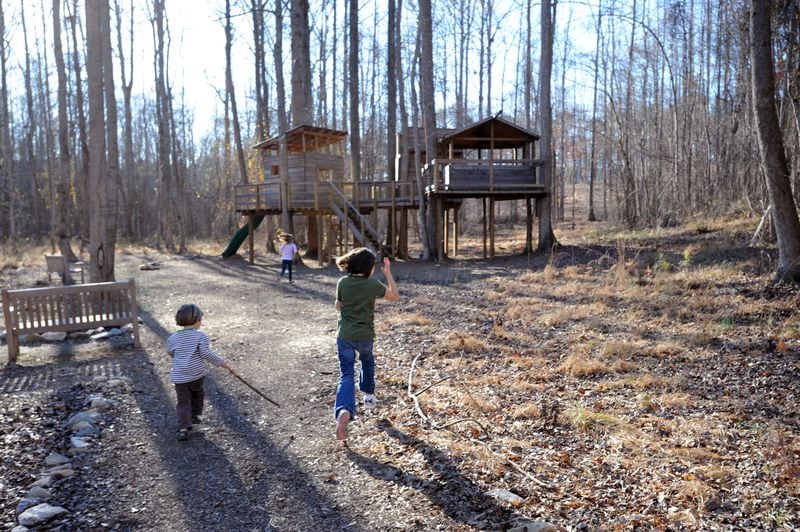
328,182,384,254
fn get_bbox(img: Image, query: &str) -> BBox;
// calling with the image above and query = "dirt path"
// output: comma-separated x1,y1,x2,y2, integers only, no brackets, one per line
3,252,523,531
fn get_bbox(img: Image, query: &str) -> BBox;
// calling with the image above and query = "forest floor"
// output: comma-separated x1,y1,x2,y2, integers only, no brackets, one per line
1,207,799,530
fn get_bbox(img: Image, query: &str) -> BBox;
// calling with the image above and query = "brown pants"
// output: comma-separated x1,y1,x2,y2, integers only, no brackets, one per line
174,377,204,430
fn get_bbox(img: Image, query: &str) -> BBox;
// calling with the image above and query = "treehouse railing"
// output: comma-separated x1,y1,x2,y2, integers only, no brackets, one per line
234,179,419,213
425,158,546,192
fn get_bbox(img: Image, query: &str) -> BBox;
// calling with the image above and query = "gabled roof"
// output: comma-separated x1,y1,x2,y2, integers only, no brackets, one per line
252,124,347,153
439,116,539,150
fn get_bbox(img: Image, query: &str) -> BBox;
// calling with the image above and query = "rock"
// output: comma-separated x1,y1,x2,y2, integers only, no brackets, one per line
70,420,95,432
44,453,71,466
25,486,51,499
41,467,74,479
106,377,132,389
18,504,68,527
66,411,102,428
69,437,92,453
74,426,101,437
11,525,30,532
68,331,91,340
15,498,43,515
41,332,68,342
20,333,44,344
89,398,113,410
486,488,525,506
29,476,52,488
509,522,560,532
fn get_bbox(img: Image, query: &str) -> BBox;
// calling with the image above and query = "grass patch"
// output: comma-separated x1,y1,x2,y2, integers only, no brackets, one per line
558,354,610,377
566,405,622,432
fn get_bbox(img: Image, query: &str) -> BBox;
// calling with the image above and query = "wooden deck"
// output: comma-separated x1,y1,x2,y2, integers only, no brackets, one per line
235,180,420,214
425,158,547,198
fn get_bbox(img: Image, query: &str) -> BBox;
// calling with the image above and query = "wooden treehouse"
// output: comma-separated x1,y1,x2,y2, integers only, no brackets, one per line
233,117,545,263
234,125,420,264
398,115,546,260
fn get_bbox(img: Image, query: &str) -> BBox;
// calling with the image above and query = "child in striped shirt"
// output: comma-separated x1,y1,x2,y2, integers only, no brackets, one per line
166,304,230,441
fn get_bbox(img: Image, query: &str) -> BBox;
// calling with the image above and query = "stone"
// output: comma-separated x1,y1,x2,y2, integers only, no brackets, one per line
509,523,560,532
66,411,102,428
70,420,94,432
29,476,52,488
43,453,71,466
74,426,101,438
25,487,51,500
69,437,92,453
15,498,43,515
68,331,91,340
20,333,44,344
18,504,68,527
89,398,112,411
485,488,525,506
41,332,68,342
11,525,30,532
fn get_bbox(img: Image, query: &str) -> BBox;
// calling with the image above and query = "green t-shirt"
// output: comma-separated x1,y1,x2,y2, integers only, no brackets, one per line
336,275,387,340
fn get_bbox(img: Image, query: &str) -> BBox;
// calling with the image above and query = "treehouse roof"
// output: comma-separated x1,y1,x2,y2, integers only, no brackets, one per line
439,116,539,150
252,124,347,153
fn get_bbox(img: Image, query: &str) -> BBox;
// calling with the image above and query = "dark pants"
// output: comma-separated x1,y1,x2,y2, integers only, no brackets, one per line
174,377,204,430
280,259,293,281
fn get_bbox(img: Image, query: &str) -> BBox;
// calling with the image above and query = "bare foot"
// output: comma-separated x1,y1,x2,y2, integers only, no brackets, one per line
336,410,351,440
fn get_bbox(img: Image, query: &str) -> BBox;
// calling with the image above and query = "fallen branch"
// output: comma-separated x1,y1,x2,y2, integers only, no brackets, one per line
228,368,281,407
407,351,489,439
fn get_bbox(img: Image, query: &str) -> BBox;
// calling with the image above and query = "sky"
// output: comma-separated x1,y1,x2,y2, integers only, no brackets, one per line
5,0,597,140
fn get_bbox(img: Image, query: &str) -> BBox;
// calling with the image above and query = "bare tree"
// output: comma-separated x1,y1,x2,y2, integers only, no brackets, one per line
750,0,800,282
348,0,361,183
52,0,78,259
274,0,292,233
536,0,558,252
419,0,437,259
0,1,15,245
85,0,116,281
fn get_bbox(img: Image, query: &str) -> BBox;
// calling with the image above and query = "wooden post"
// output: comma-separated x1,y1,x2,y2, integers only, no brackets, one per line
436,197,444,262
482,198,488,259
1,289,19,363
454,205,460,256
128,278,141,348
490,198,496,258
248,214,255,264
444,207,450,256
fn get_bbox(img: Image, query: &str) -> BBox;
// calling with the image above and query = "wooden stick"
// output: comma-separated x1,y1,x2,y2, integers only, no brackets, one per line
228,368,280,407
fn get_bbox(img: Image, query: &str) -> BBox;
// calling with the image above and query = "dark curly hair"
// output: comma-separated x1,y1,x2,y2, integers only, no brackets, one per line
335,247,376,276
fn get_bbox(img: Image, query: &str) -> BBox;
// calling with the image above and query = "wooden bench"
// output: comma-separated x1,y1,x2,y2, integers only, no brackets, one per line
45,254,86,285
1,279,141,364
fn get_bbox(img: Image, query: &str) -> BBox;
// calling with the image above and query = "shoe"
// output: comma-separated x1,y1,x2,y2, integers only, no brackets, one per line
176,429,189,441
363,395,377,410
192,416,202,425
335,410,351,441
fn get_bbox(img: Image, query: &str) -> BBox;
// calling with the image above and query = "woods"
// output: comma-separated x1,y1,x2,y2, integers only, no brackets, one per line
0,1,799,278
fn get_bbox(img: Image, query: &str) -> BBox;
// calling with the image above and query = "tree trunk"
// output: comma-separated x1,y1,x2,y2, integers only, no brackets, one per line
275,0,292,234
750,0,800,282
536,0,558,252
85,0,115,281
52,0,78,260
0,1,14,245
153,0,175,251
419,0,438,259
349,0,361,185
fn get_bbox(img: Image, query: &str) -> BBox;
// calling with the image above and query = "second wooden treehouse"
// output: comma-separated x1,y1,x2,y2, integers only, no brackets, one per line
233,117,546,263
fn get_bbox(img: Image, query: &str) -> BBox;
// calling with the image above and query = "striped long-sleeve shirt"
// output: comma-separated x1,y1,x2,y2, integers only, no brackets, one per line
166,329,226,384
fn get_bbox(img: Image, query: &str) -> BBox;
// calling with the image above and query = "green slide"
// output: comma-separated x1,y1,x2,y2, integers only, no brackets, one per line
221,215,265,257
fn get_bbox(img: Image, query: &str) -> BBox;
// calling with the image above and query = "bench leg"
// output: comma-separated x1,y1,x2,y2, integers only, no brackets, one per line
7,331,19,364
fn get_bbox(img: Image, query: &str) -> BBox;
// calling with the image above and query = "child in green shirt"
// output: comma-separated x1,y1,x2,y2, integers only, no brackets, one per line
334,248,400,440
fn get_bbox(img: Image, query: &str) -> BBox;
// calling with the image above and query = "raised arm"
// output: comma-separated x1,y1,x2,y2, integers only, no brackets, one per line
381,257,400,302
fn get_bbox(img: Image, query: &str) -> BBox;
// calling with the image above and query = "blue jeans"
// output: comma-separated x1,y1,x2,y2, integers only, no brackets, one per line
280,259,293,281
334,338,375,420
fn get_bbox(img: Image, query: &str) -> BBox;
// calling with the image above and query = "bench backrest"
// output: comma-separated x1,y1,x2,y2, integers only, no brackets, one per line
2,279,138,334
44,254,68,273
2,279,141,364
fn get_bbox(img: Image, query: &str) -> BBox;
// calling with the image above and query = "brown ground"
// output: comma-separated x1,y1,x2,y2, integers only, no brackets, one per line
1,207,799,530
